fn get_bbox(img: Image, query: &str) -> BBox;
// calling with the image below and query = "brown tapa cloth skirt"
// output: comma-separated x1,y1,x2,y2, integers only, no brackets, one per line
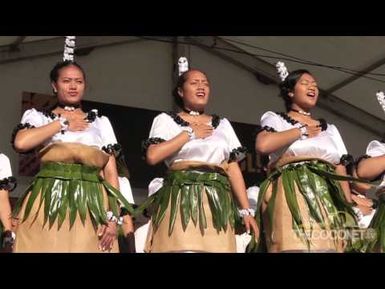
145,161,236,253
262,156,344,252
14,142,118,253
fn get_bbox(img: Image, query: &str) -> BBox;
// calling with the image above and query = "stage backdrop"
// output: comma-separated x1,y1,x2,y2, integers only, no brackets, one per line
18,92,268,191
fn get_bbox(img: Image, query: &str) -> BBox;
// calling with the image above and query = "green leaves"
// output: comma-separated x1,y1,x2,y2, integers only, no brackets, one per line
69,180,80,228
366,203,385,252
48,180,63,228
15,162,135,231
168,186,181,235
294,167,323,226
180,185,191,231
155,186,171,226
198,187,207,233
190,185,199,226
23,178,43,222
267,180,278,230
144,170,235,236
205,186,222,231
102,180,134,215
77,180,87,225
258,160,361,251
57,180,69,229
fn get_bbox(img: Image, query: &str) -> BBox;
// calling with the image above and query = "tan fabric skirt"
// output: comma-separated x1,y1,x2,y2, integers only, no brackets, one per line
262,156,345,252
14,142,118,253
14,190,118,253
145,161,236,253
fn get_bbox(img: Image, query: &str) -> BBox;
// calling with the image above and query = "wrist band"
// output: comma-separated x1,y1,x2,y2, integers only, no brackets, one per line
106,211,123,225
58,117,69,134
182,126,196,140
296,124,308,140
238,208,256,217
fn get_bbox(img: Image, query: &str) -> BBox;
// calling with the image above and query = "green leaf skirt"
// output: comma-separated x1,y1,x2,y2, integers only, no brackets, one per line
13,162,134,230
248,159,358,252
365,192,385,252
137,170,241,236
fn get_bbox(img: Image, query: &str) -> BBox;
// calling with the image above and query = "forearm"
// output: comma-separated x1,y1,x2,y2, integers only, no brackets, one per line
256,128,301,155
351,170,372,194
146,132,189,165
14,121,62,152
227,162,250,209
103,155,119,190
0,190,12,231
335,164,352,203
357,155,385,180
103,156,121,217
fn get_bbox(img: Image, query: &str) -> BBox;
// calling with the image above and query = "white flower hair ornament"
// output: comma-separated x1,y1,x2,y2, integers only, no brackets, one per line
63,36,76,62
376,91,385,113
178,56,189,76
276,61,289,82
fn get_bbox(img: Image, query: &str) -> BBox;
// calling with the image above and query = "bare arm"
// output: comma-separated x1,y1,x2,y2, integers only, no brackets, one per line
146,121,214,165
256,125,322,155
107,157,135,237
335,164,353,203
357,155,385,180
98,154,130,251
227,162,250,209
227,162,258,235
146,132,190,166
14,121,62,152
0,190,12,231
14,112,89,152
103,154,119,190
256,129,301,155
351,169,372,194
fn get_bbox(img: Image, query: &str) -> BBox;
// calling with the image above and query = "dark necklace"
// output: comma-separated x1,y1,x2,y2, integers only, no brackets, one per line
290,108,311,116
182,107,204,116
57,102,81,111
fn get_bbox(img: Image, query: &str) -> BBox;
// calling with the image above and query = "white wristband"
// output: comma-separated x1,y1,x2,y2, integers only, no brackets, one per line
182,126,196,140
58,117,69,134
295,124,308,140
239,208,255,217
106,211,123,225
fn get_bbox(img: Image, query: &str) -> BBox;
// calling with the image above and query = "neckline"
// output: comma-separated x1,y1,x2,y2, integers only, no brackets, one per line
182,107,204,116
39,107,100,123
166,111,221,129
57,102,82,110
290,108,311,116
276,112,327,131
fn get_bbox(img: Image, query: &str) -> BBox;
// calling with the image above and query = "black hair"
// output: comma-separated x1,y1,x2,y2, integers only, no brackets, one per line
49,60,86,83
279,69,312,112
172,69,209,108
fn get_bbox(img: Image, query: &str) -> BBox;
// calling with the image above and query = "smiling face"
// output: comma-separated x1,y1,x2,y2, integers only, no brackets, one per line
289,73,319,110
178,69,210,111
51,64,85,105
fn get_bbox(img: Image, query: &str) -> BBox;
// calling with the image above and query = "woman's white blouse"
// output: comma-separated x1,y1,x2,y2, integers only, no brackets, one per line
366,140,385,158
147,112,245,167
260,111,347,165
19,108,118,150
118,177,135,204
0,153,16,192
0,154,12,180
